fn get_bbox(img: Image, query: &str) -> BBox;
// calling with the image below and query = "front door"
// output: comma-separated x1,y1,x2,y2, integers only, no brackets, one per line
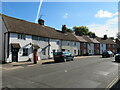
12,48,19,62
78,50,80,56
81,50,82,55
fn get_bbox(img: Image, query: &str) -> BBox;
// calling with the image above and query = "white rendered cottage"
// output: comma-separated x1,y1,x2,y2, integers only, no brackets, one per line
0,14,80,63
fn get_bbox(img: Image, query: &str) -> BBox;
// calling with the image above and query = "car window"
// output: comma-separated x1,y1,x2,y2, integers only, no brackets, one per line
63,52,71,55
108,51,112,54
54,52,62,55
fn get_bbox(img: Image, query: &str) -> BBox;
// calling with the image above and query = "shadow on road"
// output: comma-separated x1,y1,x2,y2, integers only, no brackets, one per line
111,61,120,63
42,61,65,65
13,63,34,67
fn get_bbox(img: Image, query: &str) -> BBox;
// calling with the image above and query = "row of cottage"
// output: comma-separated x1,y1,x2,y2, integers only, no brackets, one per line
0,14,117,63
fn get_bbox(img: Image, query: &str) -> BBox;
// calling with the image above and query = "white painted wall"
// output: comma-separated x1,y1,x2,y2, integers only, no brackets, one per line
88,43,94,55
62,40,80,56
100,44,106,54
49,39,61,58
8,33,33,62
6,33,50,62
32,37,49,60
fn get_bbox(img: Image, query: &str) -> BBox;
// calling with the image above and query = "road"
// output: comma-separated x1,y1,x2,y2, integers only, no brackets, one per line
2,56,120,89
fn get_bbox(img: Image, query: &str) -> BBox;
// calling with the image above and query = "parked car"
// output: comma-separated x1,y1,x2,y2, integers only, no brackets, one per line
53,52,74,62
102,51,114,58
115,53,120,62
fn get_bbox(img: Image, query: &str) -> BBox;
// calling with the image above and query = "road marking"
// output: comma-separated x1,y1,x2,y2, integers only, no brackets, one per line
65,70,68,72
105,76,119,90
97,71,109,76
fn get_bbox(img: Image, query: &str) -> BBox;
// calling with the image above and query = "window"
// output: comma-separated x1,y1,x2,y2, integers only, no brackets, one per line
32,36,38,41
18,34,26,40
89,50,91,53
74,50,76,54
84,50,86,54
23,48,28,56
68,42,69,46
42,49,46,55
89,43,91,47
84,43,86,47
57,41,59,45
74,42,76,46
102,44,103,47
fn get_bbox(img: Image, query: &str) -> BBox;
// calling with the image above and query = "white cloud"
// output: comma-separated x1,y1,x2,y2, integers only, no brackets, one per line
63,13,69,19
87,24,98,27
95,10,118,18
88,17,118,38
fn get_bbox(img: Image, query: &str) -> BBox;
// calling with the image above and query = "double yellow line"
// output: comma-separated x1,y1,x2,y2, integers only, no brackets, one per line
105,76,119,90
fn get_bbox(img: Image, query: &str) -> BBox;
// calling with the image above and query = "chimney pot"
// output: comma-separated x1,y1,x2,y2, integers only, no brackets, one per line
38,19,44,25
103,34,108,40
62,25,67,33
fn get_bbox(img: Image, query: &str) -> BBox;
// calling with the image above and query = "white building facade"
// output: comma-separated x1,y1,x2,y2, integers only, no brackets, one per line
49,39,61,58
4,33,50,63
61,40,80,56
88,43,94,55
100,43,106,54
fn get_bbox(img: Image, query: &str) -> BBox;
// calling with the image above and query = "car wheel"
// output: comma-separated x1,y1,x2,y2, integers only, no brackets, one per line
71,58,73,61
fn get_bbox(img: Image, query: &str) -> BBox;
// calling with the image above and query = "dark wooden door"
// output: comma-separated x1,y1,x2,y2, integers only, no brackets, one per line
78,50,80,56
12,48,18,62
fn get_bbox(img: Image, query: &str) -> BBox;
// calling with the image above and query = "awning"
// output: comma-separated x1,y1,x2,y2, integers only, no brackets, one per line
32,44,40,49
11,43,21,49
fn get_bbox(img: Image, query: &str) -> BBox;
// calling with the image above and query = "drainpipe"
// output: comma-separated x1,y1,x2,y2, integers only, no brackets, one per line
48,38,50,59
60,39,62,52
7,32,10,58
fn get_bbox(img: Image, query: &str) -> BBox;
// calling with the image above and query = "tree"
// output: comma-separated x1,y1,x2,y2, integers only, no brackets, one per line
73,26,93,36
66,28,73,33
117,32,120,39
110,37,115,40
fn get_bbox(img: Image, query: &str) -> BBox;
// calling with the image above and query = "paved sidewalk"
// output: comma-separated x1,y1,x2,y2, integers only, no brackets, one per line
2,55,101,70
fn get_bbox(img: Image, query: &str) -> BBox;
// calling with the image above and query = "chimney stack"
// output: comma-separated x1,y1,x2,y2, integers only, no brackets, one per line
91,33,96,38
62,25,67,33
38,19,44,25
103,34,108,40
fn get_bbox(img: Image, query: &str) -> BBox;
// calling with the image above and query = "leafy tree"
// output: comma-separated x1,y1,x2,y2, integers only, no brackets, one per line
73,26,93,36
117,32,120,39
66,28,73,33
110,37,115,40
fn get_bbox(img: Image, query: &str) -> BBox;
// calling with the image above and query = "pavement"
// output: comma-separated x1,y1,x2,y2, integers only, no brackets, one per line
2,55,100,70
2,55,120,89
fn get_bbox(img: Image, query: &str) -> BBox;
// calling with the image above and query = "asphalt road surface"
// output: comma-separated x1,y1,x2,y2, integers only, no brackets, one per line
2,56,120,89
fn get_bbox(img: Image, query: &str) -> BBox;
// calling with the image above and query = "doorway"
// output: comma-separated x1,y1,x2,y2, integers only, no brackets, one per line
12,48,19,62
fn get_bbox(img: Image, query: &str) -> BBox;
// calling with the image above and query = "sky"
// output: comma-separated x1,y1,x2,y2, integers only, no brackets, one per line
1,2,119,38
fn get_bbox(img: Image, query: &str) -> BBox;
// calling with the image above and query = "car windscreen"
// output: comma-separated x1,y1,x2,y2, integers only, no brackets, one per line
103,52,107,54
63,52,71,56
108,51,112,54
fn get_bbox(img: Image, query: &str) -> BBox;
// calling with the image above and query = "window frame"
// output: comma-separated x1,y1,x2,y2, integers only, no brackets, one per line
23,48,28,56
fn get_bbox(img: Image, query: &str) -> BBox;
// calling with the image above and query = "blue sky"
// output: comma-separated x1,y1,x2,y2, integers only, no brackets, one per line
2,2,118,37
